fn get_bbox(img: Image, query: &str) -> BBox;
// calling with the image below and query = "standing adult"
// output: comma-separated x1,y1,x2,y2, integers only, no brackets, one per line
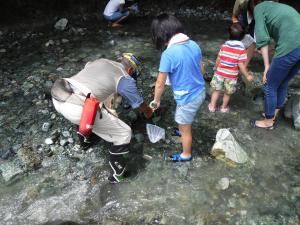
103,0,129,27
231,0,278,67
150,14,206,162
51,53,153,182
250,1,300,129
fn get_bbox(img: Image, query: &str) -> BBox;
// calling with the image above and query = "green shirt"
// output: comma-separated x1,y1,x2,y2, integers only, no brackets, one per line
254,2,300,57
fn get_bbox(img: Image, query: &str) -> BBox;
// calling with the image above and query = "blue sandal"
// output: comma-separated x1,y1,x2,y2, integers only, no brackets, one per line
169,153,192,162
172,127,181,137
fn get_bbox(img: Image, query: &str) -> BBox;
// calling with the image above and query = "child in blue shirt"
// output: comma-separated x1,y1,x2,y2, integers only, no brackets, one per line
150,14,206,162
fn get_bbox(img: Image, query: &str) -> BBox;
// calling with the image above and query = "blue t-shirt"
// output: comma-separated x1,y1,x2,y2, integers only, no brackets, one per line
117,75,143,109
159,40,205,105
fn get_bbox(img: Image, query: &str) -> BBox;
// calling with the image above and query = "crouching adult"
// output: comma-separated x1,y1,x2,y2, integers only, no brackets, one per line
51,53,153,183
103,0,130,27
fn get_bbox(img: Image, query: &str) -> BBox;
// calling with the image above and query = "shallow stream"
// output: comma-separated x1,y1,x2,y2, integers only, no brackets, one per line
0,15,299,225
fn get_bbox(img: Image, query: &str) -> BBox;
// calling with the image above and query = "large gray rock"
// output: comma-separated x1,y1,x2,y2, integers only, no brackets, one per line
211,129,249,164
292,95,300,130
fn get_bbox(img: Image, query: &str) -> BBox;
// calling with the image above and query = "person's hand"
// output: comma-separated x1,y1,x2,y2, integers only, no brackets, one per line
263,66,269,84
149,100,160,110
232,16,239,23
246,71,254,82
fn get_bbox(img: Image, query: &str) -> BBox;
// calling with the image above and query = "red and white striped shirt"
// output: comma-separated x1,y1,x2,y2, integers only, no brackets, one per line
215,40,247,79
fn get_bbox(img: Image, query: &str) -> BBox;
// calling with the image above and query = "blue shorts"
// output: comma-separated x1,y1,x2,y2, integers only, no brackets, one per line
175,89,206,125
104,10,129,22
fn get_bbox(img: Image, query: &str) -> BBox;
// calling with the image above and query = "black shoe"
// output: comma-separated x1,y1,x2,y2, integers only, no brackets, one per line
77,132,93,150
108,174,126,183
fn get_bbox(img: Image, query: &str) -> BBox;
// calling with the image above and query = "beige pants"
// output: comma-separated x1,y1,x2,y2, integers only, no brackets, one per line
52,98,131,145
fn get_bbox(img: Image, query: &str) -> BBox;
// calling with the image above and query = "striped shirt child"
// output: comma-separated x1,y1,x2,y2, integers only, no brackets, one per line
215,40,247,79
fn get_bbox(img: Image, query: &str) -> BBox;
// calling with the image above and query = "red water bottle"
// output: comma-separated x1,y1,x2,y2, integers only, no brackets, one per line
78,94,100,137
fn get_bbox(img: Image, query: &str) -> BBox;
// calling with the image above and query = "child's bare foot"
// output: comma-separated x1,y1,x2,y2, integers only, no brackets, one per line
220,107,230,113
208,103,216,112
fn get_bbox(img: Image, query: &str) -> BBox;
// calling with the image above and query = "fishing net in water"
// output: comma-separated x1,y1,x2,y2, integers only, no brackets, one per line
146,124,165,143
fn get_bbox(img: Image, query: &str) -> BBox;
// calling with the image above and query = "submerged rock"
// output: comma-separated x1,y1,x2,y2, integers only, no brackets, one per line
216,177,230,190
134,133,144,143
54,18,68,31
17,144,42,171
211,129,249,164
42,122,51,132
0,160,23,182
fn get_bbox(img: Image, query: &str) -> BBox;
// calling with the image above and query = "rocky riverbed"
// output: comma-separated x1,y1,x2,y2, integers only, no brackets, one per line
0,8,300,225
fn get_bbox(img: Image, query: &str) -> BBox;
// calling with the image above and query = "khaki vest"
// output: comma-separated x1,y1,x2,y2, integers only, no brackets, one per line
71,58,126,102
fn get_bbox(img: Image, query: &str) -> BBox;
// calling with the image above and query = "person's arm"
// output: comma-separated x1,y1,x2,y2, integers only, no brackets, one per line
232,0,240,22
215,56,220,68
260,45,270,84
117,76,143,109
152,72,168,109
200,60,205,75
254,4,271,54
117,76,153,118
238,62,253,82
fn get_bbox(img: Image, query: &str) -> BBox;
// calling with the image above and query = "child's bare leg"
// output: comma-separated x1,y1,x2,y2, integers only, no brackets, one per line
209,90,219,111
221,93,231,109
178,124,192,157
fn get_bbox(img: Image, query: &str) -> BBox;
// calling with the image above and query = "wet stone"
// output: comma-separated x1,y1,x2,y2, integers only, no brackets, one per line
62,130,71,138
292,95,300,130
38,109,49,115
54,18,68,30
61,38,69,43
211,129,248,164
243,72,264,97
176,164,189,177
45,40,54,47
128,110,137,122
45,80,53,89
50,113,56,120
0,160,23,182
60,139,69,147
17,145,42,171
284,98,293,119
134,133,144,143
68,138,74,144
216,177,230,190
109,40,116,46
45,138,54,145
42,122,51,132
